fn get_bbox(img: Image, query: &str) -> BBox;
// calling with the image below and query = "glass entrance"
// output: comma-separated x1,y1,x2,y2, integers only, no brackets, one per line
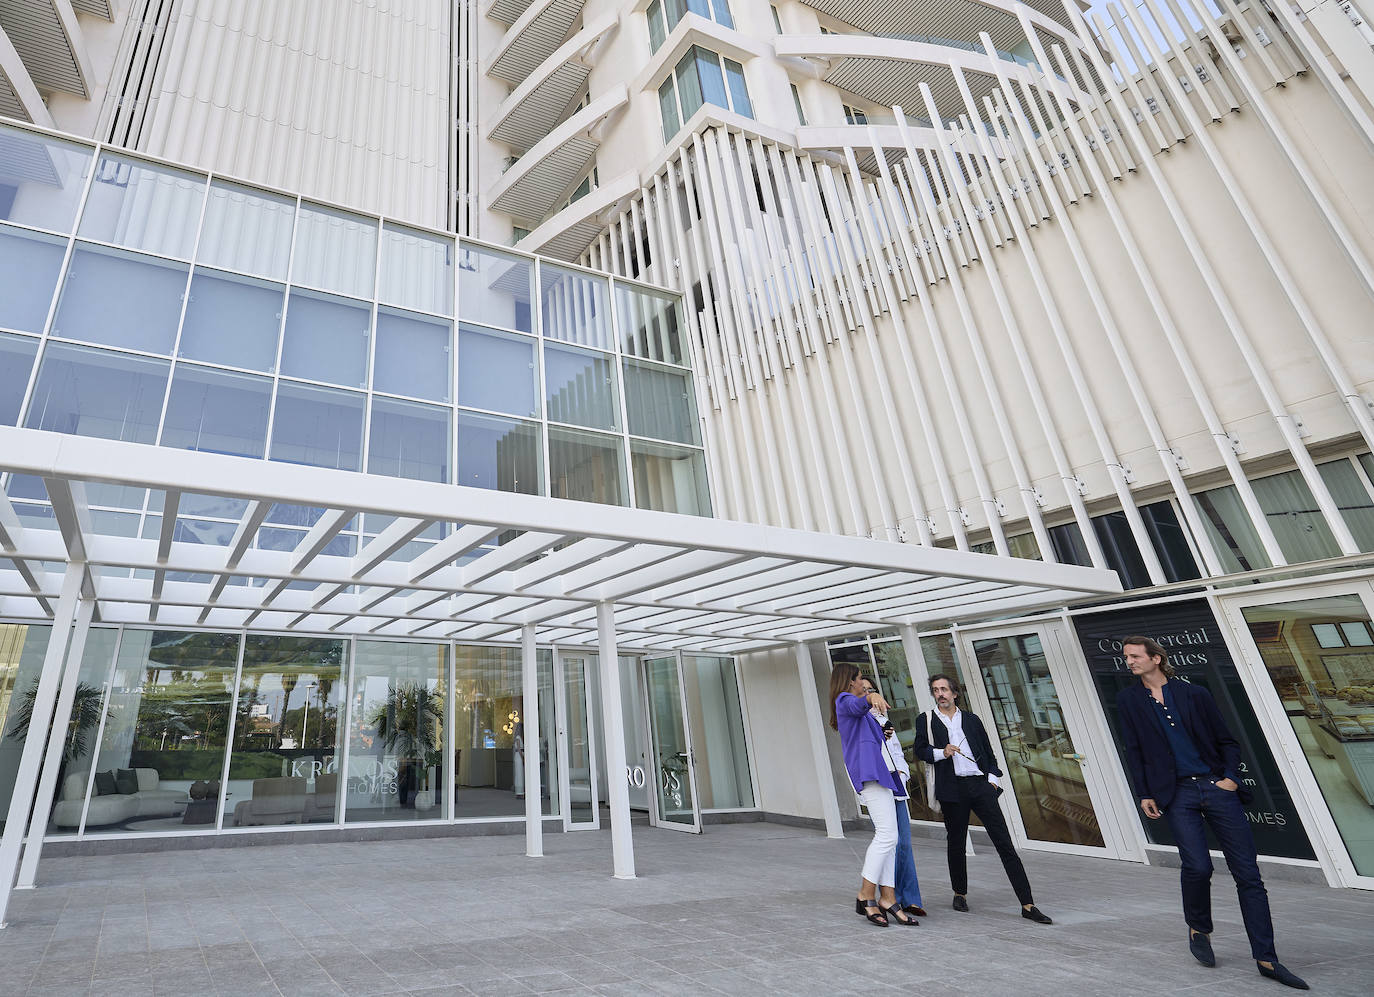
642,654,701,832
960,625,1121,855
553,652,599,830
1227,586,1374,886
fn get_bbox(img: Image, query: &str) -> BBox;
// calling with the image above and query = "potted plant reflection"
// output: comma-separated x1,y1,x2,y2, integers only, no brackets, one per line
370,682,443,810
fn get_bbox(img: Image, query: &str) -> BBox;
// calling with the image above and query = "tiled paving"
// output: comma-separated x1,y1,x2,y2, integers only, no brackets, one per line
0,822,1370,996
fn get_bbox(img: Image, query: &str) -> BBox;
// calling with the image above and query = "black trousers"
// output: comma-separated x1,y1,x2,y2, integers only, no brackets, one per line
942,774,1034,906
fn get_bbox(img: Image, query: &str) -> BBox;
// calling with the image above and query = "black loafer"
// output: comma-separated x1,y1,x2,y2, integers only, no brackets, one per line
1021,905,1053,924
952,895,969,912
1189,931,1215,967
1258,962,1309,990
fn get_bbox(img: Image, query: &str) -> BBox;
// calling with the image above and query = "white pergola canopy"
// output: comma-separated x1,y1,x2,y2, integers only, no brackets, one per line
0,427,1122,652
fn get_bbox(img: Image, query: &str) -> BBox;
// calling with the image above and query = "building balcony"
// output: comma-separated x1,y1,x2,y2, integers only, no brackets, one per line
486,0,588,88
776,33,1089,125
795,0,1088,49
486,86,629,226
0,0,96,101
516,169,640,262
486,12,618,154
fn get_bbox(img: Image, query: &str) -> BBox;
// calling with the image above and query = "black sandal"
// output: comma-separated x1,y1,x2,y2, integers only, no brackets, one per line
881,904,919,926
855,898,888,926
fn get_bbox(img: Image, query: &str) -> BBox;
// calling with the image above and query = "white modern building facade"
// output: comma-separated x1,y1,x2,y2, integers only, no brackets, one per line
2,0,1374,921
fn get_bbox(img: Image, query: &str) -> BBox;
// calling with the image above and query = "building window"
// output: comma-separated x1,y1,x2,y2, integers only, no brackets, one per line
843,104,869,125
791,83,806,125
658,47,753,142
646,0,734,54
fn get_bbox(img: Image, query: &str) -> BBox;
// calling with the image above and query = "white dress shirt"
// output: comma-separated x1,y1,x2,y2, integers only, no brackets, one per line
941,708,987,778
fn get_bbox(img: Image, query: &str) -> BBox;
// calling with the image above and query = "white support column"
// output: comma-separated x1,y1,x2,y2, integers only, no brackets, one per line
897,625,934,714
15,595,95,890
793,641,844,839
521,623,543,859
0,564,84,928
596,602,635,879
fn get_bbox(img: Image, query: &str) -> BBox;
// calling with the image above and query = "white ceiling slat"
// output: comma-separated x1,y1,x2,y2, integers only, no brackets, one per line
461,531,565,585
352,517,431,576
408,524,502,582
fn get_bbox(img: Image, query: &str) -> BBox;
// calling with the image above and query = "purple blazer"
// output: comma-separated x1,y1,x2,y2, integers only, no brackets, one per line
834,693,905,795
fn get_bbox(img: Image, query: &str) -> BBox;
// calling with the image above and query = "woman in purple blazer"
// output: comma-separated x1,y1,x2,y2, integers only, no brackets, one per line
828,662,913,927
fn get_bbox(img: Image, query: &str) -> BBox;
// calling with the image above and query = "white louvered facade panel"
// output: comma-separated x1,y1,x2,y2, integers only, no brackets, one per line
136,0,450,229
0,0,87,97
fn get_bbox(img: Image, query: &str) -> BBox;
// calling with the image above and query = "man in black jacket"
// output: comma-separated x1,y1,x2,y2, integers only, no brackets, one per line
912,673,1052,924
1117,636,1307,990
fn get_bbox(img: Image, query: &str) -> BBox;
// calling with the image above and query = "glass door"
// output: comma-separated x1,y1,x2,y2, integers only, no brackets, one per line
1221,582,1374,888
957,623,1129,858
642,654,701,832
553,651,599,830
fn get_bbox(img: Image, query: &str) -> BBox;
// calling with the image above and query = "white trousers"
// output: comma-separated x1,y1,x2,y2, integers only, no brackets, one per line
858,782,898,888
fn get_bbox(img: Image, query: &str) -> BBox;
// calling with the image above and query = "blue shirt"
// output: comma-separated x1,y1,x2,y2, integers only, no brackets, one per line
1151,682,1209,779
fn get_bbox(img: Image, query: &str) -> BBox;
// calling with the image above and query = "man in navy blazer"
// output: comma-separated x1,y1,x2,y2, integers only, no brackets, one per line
1116,636,1307,989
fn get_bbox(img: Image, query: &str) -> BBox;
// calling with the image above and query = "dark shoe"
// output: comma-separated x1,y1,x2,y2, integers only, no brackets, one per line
1258,962,1309,990
1021,905,1053,924
859,902,888,927
1189,930,1215,967
905,905,928,918
952,895,969,912
880,904,919,926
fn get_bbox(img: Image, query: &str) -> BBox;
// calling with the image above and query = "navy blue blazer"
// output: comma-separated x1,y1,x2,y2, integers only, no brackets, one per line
1115,679,1250,809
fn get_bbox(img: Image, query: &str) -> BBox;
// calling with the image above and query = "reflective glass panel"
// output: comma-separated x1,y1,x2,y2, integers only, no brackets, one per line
161,364,272,458
457,324,537,417
226,636,344,827
82,630,239,834
723,58,752,116
658,79,680,142
1320,459,1374,552
916,634,979,825
270,381,365,471
1196,483,1272,573
196,180,294,280
675,50,704,120
78,153,205,259
41,628,117,835
374,307,452,402
623,359,697,444
458,243,533,333
25,343,169,444
539,263,611,350
280,288,371,388
0,333,39,425
1254,469,1342,563
550,426,626,505
545,344,618,430
681,655,752,808
615,281,685,365
53,243,188,354
644,656,696,825
346,642,448,823
380,223,454,315
0,624,52,834
178,268,284,371
453,645,526,817
367,397,451,483
971,633,1104,847
0,124,93,232
0,224,65,332
631,441,709,516
456,411,542,494
1242,595,1373,874
290,202,377,299
1141,500,1202,582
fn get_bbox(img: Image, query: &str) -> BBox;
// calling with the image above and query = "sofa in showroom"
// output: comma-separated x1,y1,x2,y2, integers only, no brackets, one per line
51,768,187,828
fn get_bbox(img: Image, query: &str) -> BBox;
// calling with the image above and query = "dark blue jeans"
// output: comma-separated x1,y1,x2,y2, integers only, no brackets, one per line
1165,776,1276,962
893,798,923,909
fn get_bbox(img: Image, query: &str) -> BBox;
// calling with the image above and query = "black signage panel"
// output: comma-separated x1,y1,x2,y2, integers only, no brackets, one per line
1073,599,1315,859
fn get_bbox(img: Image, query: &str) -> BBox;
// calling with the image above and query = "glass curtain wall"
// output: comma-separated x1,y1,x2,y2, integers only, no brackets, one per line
346,641,448,822
0,121,710,563
42,628,119,835
225,636,344,827
681,655,753,809
452,645,528,818
0,624,52,833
